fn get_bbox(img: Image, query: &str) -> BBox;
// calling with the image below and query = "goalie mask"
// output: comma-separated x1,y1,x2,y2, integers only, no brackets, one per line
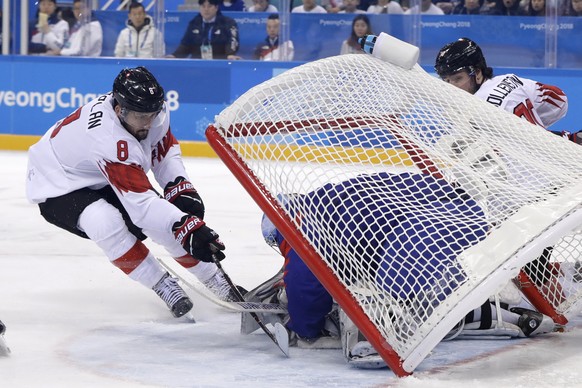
434,38,488,78
113,66,165,113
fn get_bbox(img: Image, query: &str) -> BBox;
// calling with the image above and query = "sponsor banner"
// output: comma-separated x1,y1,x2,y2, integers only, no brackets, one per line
0,56,295,141
0,56,580,145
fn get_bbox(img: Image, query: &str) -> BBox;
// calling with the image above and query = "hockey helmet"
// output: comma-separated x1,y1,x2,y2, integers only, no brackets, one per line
112,66,165,113
434,38,488,78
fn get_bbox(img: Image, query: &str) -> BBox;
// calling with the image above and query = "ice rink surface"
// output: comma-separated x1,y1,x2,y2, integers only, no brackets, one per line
1,150,582,387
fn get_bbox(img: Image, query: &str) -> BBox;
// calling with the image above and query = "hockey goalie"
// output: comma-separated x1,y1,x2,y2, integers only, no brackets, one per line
206,33,582,375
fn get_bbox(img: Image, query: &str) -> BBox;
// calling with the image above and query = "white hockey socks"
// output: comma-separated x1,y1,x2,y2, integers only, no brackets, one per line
128,251,167,289
187,260,219,284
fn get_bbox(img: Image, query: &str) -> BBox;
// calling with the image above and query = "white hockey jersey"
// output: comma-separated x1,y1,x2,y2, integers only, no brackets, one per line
475,74,568,128
26,94,188,235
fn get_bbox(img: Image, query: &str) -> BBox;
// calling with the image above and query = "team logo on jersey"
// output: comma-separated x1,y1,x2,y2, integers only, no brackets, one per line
149,87,156,95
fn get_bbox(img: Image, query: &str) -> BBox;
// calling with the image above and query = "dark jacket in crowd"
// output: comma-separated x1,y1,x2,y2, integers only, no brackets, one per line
451,0,488,14
172,12,239,59
487,0,527,15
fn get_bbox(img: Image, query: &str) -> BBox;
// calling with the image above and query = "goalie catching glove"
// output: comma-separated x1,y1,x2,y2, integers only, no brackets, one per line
173,215,225,262
164,176,205,219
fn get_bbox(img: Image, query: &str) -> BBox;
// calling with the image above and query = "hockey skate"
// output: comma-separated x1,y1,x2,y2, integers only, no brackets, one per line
241,266,287,335
0,320,10,356
152,272,193,318
510,307,556,337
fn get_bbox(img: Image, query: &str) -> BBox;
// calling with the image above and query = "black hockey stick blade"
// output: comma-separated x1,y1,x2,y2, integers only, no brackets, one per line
212,254,290,357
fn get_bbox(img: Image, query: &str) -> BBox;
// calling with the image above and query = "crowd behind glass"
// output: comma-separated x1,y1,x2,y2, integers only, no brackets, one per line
0,0,580,60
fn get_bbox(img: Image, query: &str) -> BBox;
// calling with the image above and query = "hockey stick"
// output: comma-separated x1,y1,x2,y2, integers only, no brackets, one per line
156,257,288,314
211,254,290,357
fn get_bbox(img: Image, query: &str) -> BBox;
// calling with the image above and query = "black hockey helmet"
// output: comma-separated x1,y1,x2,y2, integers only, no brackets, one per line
112,66,164,113
434,38,488,78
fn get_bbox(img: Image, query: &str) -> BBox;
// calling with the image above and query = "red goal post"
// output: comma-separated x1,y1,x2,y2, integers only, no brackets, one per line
206,53,582,375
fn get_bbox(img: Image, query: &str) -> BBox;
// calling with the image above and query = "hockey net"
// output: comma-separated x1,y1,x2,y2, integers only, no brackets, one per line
206,53,582,375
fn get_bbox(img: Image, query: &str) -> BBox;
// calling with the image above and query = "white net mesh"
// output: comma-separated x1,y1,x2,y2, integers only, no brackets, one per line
210,54,582,373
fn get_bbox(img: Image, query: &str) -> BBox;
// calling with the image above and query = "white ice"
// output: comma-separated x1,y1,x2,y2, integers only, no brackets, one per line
1,150,581,388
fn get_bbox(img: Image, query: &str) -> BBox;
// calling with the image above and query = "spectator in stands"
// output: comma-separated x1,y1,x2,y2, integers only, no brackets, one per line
367,0,405,14
339,0,366,13
405,0,445,13
254,14,294,60
525,0,546,14
322,0,344,13
114,2,165,58
486,0,527,14
434,0,458,13
451,0,488,14
292,0,328,13
48,0,102,56
357,0,376,11
221,0,247,11
340,14,371,55
169,0,241,60
563,0,582,14
248,0,279,12
29,0,69,55
118,0,137,11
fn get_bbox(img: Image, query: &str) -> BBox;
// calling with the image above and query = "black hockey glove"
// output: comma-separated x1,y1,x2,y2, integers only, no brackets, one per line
164,176,205,219
173,215,225,263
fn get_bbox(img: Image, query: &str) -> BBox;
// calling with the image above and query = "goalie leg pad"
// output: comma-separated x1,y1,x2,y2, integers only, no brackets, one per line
340,309,387,369
241,311,285,335
455,322,522,339
241,266,287,335
347,341,387,369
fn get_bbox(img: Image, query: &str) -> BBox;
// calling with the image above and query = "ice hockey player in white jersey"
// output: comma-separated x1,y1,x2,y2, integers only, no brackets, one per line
434,37,575,325
26,66,238,318
434,37,568,131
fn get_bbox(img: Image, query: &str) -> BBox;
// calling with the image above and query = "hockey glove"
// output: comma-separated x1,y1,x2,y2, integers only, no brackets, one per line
173,215,225,263
164,176,205,219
